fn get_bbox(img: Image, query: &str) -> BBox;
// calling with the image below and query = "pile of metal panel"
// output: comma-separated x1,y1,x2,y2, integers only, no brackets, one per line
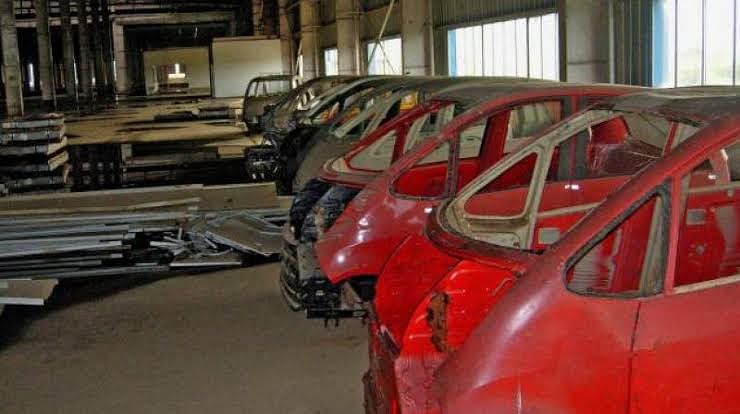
0,114,71,196
0,208,286,282
118,139,250,187
0,183,289,307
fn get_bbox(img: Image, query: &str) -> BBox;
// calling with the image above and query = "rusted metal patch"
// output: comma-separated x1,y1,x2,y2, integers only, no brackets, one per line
426,291,450,353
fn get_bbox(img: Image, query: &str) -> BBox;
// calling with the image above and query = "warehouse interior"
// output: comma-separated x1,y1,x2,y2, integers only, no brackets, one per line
0,0,738,413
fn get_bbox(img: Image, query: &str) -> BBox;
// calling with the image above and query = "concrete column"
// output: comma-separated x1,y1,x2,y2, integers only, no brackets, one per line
336,0,360,75
299,0,319,79
401,0,432,75
111,21,127,94
77,0,93,101
101,0,115,97
89,0,106,96
59,0,77,100
253,0,263,35
561,0,610,82
34,0,55,105
0,0,24,117
278,0,294,74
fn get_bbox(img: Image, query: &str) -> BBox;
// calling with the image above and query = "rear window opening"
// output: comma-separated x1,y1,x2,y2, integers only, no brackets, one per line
345,103,459,173
567,140,740,298
566,195,666,296
674,141,740,290
447,109,701,251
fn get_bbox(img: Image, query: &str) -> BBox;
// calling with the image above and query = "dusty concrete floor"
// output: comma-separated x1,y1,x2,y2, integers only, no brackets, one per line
0,263,367,414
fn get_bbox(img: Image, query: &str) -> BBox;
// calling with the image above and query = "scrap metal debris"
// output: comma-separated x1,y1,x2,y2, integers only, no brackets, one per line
0,182,289,309
202,212,284,256
0,207,287,284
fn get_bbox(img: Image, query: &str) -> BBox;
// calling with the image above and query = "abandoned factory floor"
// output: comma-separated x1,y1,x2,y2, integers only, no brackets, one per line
0,263,366,414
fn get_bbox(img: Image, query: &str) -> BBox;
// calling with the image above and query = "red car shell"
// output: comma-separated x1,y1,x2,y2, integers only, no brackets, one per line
368,87,740,413
315,85,640,286
439,111,740,414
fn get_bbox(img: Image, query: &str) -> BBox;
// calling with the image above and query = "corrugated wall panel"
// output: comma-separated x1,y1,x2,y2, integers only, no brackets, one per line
613,0,652,86
361,3,401,40
321,0,336,24
432,0,557,28
362,0,391,11
319,22,338,48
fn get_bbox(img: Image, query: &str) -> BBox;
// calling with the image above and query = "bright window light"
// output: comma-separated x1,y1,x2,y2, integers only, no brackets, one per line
448,13,559,80
324,48,339,76
367,37,402,75
27,63,35,91
653,0,739,87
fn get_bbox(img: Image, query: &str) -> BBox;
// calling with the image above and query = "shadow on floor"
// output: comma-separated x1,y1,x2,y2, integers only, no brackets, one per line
0,254,278,350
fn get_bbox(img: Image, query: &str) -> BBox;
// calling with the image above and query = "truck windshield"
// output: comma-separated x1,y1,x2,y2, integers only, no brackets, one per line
445,109,702,250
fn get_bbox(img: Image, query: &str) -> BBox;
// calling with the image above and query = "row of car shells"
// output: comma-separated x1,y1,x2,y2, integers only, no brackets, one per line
275,77,740,413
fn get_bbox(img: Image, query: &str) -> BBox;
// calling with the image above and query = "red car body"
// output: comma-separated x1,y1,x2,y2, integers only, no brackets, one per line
363,87,740,413
280,80,522,315
316,78,545,190
315,84,639,286
283,79,586,317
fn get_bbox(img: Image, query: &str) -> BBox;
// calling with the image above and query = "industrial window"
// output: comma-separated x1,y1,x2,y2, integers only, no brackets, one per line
505,101,562,152
653,0,740,87
26,63,36,92
324,48,339,76
447,13,559,80
297,54,304,79
367,37,402,75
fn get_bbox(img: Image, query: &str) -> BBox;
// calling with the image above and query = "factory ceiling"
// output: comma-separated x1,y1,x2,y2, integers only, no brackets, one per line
13,0,245,20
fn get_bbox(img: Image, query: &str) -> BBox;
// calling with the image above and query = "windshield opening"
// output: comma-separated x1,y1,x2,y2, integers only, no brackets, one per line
248,78,292,97
311,86,378,125
277,79,345,114
329,91,390,135
445,109,701,251
345,102,458,172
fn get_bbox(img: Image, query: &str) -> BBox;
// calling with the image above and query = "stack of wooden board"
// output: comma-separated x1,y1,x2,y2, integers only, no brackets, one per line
0,114,70,196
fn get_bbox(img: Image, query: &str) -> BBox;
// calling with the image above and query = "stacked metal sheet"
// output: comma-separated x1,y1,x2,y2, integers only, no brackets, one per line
0,211,185,281
0,207,287,284
0,114,70,196
0,183,289,311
